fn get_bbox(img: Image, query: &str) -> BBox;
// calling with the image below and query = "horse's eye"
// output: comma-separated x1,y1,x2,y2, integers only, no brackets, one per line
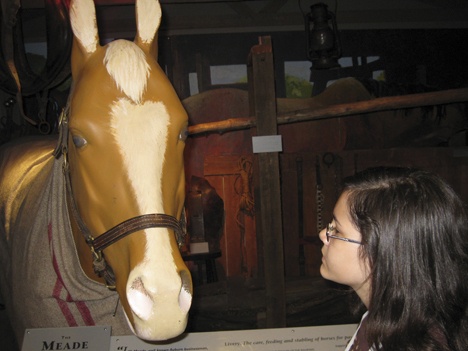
178,126,188,142
72,135,87,148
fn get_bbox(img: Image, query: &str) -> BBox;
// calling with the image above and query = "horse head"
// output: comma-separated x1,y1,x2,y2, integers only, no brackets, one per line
62,0,192,340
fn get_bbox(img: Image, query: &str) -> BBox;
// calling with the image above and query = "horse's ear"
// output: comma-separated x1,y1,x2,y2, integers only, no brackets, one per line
69,0,100,77
134,0,162,58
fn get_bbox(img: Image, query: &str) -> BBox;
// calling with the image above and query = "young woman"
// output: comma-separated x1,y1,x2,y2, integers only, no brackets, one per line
319,167,468,351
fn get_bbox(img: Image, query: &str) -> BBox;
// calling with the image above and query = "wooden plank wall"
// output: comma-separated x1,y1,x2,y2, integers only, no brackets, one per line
204,155,257,279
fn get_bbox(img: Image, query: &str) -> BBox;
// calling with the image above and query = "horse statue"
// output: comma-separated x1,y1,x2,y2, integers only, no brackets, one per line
0,0,192,347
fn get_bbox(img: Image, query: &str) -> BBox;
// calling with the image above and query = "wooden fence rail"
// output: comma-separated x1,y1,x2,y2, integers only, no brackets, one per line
188,87,468,136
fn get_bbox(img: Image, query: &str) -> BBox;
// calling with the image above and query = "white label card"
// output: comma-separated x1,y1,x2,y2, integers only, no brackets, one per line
110,324,357,351
22,325,111,351
252,135,283,153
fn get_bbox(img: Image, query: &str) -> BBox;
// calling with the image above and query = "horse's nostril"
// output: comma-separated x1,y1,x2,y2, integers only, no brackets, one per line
178,270,192,313
128,277,154,321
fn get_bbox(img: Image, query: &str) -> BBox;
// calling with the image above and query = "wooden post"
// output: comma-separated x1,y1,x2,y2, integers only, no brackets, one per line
248,36,286,328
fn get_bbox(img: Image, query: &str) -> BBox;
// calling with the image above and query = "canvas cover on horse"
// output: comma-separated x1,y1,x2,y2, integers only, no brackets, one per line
0,139,132,343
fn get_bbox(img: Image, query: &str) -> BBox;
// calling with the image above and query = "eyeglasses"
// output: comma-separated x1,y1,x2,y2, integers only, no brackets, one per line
326,223,362,245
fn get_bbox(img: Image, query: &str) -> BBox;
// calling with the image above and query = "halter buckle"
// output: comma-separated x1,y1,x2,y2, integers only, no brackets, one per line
54,108,70,176
86,235,103,262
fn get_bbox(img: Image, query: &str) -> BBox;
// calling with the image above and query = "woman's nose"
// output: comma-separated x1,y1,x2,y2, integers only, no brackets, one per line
319,227,328,245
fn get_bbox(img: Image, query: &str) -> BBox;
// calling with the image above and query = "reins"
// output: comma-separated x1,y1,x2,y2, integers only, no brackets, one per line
53,109,186,290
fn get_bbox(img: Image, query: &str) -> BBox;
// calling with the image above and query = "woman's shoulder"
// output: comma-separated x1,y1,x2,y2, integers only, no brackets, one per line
345,312,371,351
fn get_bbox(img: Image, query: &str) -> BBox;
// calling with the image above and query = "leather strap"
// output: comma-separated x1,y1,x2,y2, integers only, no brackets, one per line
91,213,185,252
0,0,71,131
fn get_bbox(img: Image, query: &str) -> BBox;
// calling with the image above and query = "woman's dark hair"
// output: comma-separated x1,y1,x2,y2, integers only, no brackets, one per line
342,167,468,351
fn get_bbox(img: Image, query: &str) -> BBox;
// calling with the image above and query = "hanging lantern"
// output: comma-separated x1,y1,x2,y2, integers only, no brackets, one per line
305,2,342,69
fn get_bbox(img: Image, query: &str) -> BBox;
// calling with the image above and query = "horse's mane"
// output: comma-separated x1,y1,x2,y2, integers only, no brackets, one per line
104,40,150,104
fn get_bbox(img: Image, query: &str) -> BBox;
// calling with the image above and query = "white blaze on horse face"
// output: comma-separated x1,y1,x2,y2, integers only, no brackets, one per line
110,98,168,214
110,98,187,338
106,38,189,339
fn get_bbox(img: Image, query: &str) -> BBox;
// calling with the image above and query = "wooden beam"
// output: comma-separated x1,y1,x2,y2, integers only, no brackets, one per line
188,87,468,136
249,36,286,328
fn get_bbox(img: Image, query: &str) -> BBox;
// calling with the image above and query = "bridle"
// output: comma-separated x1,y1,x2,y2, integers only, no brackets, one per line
53,110,186,289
